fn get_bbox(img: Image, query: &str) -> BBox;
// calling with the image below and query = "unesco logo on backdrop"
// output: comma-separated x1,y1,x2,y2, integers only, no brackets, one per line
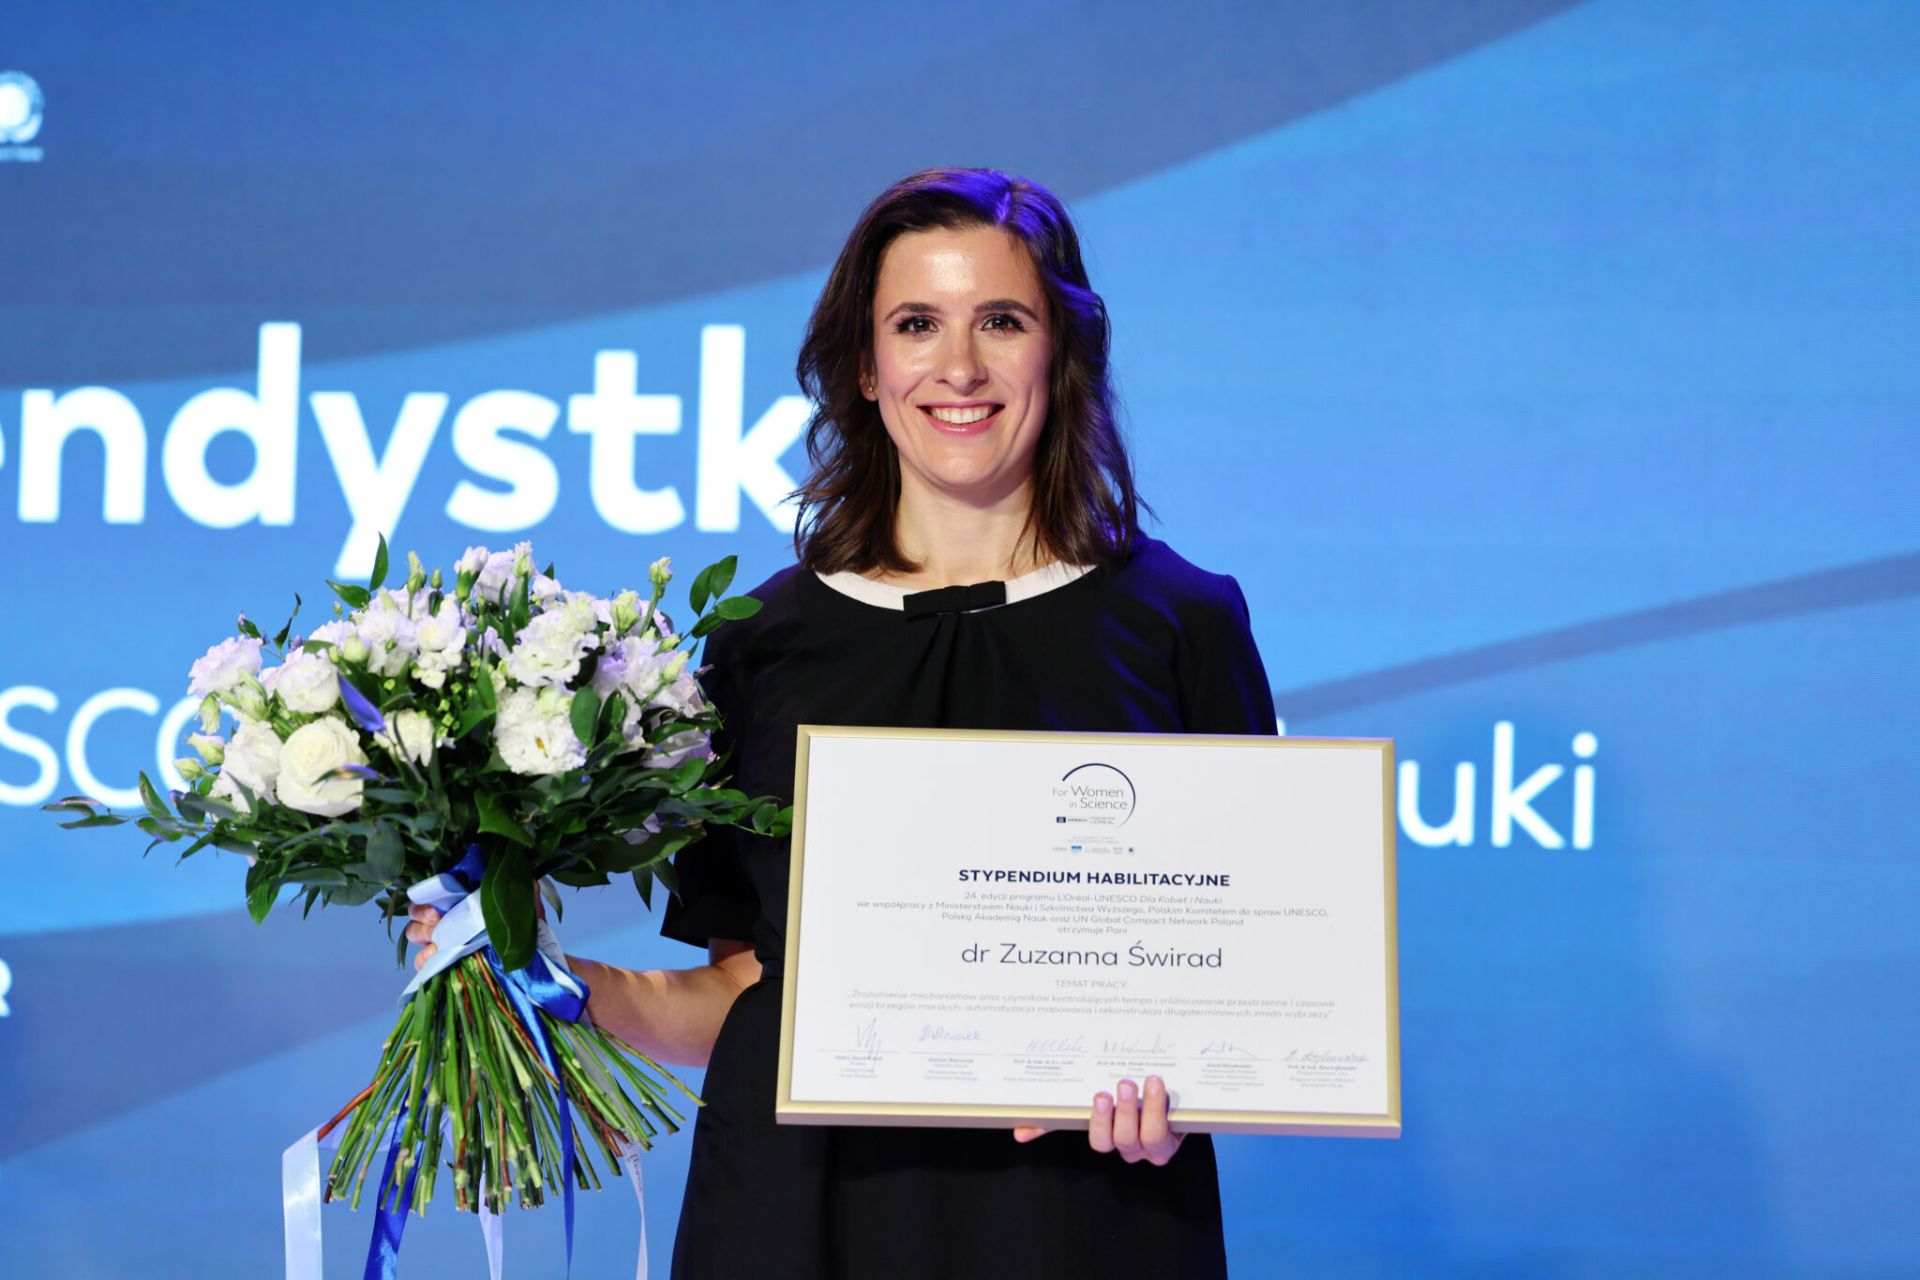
0,71,45,162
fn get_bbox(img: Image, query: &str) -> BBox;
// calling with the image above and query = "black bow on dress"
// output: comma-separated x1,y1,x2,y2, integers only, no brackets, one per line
900,580,1008,619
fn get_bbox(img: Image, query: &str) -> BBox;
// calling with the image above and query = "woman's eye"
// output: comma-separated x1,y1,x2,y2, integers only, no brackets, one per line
894,315,935,334
983,313,1026,332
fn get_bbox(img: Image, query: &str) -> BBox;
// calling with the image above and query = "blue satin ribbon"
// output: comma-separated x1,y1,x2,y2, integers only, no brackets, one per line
364,1107,420,1279
364,844,590,1280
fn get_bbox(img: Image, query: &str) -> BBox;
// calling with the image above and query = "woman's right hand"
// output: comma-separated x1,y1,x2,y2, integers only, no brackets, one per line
406,893,548,971
405,904,442,972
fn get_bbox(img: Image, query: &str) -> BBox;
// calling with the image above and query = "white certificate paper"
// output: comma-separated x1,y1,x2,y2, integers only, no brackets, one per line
776,727,1401,1137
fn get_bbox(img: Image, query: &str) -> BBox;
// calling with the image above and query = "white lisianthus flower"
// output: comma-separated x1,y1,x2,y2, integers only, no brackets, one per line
187,733,226,766
376,709,439,766
354,607,419,679
269,650,341,714
412,597,469,690
648,653,703,716
209,770,253,817
505,605,599,688
645,728,711,769
473,549,517,604
593,632,669,700
222,720,285,803
188,636,264,697
531,573,563,607
494,686,587,776
306,619,356,648
456,546,489,577
373,586,433,623
648,557,672,589
277,717,369,817
609,590,642,635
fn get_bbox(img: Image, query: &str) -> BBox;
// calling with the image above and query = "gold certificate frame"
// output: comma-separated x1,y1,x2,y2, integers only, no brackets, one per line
775,725,1401,1138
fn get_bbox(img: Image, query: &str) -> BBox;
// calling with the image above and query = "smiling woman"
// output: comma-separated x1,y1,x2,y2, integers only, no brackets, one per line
553,168,1276,1279
792,168,1143,585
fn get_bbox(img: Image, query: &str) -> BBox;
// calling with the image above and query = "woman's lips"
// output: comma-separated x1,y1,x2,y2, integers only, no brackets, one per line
920,404,1004,435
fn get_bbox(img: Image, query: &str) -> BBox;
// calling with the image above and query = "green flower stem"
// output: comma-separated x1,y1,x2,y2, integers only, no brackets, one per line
316,946,708,1221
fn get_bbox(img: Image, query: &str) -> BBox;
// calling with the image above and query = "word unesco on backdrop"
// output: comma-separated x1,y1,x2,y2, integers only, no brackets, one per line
0,322,811,575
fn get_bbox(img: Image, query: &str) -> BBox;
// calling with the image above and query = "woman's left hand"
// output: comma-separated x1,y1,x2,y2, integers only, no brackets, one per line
1012,1075,1186,1166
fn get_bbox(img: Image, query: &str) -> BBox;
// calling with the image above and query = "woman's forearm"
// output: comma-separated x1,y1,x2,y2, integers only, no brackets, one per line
566,946,758,1068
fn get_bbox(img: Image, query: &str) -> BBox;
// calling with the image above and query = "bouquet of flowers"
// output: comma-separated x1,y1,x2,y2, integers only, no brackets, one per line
47,539,786,1236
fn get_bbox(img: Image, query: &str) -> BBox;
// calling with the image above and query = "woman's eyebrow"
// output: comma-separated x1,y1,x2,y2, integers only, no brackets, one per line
882,298,1042,321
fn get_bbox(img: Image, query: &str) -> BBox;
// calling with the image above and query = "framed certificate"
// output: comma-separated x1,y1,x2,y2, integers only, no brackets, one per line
775,726,1401,1137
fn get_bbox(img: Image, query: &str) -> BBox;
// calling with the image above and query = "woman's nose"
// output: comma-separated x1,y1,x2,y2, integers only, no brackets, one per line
938,332,988,394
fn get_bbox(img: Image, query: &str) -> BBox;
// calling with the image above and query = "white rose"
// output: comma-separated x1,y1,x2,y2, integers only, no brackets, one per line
504,608,598,689
221,720,284,803
276,717,369,817
376,709,439,766
494,686,586,777
187,636,264,698
269,651,341,714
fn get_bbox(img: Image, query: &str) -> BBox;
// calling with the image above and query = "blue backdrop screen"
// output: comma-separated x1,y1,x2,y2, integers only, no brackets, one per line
2,2,1915,1275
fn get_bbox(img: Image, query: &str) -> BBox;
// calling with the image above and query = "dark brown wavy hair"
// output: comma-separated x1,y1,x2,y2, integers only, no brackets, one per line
792,167,1146,575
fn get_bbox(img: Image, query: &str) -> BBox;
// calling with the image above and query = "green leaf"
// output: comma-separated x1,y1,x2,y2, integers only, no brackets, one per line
539,877,564,924
245,863,277,923
473,790,533,847
689,613,723,639
600,693,628,745
714,595,762,620
668,756,708,793
137,772,174,825
272,593,303,649
176,792,237,823
283,868,350,888
631,867,654,909
327,580,371,610
42,796,104,814
135,816,184,842
688,562,715,615
59,813,128,829
368,533,390,594
704,555,738,601
236,614,262,640
366,822,404,883
481,844,536,970
569,687,601,748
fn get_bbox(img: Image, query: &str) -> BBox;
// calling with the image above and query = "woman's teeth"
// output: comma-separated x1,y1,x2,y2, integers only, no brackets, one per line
925,405,998,425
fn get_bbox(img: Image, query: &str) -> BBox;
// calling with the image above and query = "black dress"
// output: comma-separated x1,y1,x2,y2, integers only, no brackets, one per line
660,537,1278,1280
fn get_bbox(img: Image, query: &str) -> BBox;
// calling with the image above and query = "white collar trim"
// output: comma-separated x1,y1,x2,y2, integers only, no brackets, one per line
816,560,1092,612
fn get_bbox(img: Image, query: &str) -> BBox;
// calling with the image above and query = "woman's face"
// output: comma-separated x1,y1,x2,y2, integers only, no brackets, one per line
865,224,1053,509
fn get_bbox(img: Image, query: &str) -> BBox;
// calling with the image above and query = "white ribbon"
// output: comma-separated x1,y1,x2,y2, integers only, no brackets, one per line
283,875,649,1278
